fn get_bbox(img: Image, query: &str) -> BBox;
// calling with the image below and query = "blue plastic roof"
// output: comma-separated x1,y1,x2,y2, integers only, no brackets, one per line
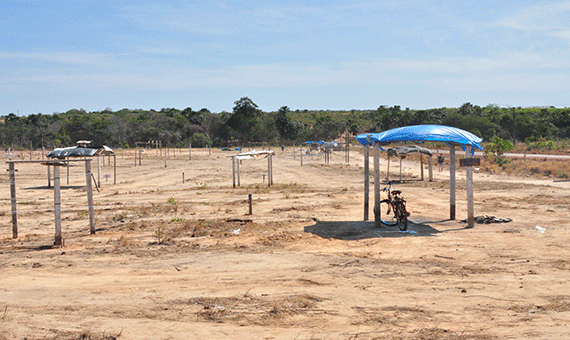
355,125,483,152
305,141,324,144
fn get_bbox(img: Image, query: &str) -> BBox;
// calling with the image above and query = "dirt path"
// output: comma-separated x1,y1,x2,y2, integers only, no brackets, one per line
1,147,569,339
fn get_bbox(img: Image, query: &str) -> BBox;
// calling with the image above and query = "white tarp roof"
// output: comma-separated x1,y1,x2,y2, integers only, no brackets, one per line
227,150,275,160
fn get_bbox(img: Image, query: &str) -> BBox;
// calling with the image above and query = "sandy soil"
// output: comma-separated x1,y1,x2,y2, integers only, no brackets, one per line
1,147,570,340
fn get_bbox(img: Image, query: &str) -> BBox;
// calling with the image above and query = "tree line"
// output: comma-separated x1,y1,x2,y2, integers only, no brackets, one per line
1,98,569,149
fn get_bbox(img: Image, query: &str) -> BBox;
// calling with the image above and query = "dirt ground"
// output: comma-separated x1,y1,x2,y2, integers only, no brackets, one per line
1,147,570,340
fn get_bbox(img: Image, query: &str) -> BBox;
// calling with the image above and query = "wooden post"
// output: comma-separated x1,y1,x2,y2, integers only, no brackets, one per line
97,155,101,188
248,194,253,215
9,162,18,239
373,143,381,228
47,164,51,188
113,154,117,184
209,145,211,156
364,145,369,221
182,172,184,183
189,142,192,160
267,154,271,187
164,147,168,167
54,164,63,246
42,145,45,160
466,145,474,228
85,160,96,234
428,156,433,182
399,157,402,182
232,157,236,188
237,158,241,187
450,145,456,220
65,157,69,185
134,149,137,166
270,154,273,185
420,155,424,181
386,157,390,181
300,145,303,166
139,150,142,166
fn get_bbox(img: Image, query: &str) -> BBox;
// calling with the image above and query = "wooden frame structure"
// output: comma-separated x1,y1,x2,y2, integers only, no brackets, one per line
7,159,97,245
358,126,482,229
228,151,275,188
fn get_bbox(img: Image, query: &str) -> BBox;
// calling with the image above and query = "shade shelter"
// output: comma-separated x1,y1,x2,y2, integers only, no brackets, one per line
356,125,483,228
47,145,116,186
228,150,275,187
386,145,433,182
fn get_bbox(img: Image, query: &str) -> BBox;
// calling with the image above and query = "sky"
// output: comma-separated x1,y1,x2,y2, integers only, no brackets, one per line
2,0,570,115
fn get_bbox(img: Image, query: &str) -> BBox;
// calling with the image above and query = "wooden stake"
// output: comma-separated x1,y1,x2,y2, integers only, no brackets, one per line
54,165,62,246
232,157,236,188
428,156,433,182
420,155,424,181
113,154,117,184
466,145,474,228
373,143,381,228
363,145,369,221
248,194,252,215
450,145,456,220
85,160,96,234
9,162,18,239
237,158,241,187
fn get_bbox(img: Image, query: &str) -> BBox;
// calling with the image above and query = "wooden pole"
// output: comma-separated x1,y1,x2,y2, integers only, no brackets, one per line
466,145,474,228
237,158,241,187
189,142,192,160
450,145,456,220
267,155,271,187
420,155,424,181
269,154,273,185
54,164,63,246
9,162,18,239
399,157,402,182
85,160,96,234
66,158,69,185
164,147,168,167
232,157,236,188
113,154,117,184
428,156,433,182
386,157,390,181
248,194,253,215
364,145,369,221
373,143,381,228
134,149,137,166
139,150,142,166
97,155,101,188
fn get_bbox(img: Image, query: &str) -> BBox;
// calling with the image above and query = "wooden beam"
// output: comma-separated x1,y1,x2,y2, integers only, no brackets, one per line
364,145,369,221
232,157,236,188
9,162,17,239
450,145,456,220
54,165,62,246
85,160,96,234
466,145,474,228
374,143,381,228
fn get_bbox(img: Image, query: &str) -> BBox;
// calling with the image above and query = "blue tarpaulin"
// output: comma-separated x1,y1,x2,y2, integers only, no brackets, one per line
355,125,483,153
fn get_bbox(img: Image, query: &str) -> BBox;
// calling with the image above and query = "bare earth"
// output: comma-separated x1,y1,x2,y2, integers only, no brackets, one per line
1,147,570,339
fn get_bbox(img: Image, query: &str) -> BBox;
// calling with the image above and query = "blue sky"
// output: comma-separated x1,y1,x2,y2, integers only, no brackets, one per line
2,0,570,115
